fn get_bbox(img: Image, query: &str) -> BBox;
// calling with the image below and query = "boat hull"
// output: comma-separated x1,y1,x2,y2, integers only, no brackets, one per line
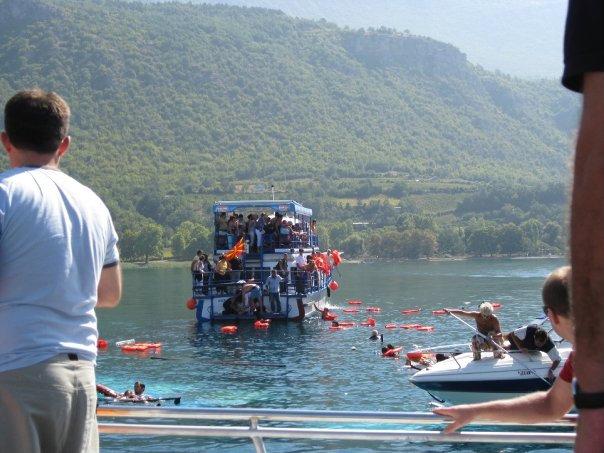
195,287,327,323
410,348,571,405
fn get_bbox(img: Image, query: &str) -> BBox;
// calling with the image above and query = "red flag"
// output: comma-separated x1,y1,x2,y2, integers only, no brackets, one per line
224,237,245,261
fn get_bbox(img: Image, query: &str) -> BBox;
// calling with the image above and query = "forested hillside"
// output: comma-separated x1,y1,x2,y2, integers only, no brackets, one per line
0,0,577,260
148,0,567,78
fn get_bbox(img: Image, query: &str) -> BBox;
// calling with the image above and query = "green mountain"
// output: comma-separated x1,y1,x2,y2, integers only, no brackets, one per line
0,0,578,258
143,0,568,79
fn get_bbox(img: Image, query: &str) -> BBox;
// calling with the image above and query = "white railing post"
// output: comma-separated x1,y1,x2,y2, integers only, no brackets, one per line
249,417,267,453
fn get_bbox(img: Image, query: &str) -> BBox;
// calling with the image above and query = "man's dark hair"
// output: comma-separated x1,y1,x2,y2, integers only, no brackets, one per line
4,89,70,154
542,266,571,317
534,328,548,344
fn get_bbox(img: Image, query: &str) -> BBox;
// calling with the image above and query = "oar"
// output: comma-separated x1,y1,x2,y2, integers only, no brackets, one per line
446,311,551,386
149,356,286,368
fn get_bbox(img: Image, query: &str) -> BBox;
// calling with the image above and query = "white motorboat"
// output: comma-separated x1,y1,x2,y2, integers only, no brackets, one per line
409,319,572,405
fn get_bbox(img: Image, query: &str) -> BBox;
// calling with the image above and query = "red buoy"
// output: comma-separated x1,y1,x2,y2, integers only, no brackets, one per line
328,280,339,291
186,298,197,310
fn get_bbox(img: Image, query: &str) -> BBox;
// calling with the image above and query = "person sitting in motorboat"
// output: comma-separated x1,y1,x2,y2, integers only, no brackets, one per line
434,266,575,433
444,302,504,360
505,325,561,381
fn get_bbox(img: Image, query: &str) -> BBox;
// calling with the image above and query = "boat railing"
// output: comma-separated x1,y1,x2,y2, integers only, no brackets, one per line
97,406,576,452
192,270,325,299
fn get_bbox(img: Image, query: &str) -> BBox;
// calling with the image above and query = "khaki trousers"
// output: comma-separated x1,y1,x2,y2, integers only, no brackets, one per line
0,354,98,453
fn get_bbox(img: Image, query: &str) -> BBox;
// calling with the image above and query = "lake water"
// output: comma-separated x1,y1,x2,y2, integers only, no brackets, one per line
98,258,572,452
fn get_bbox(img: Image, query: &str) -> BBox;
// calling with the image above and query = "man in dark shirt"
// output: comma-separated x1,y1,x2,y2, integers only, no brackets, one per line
506,325,561,380
563,2,604,450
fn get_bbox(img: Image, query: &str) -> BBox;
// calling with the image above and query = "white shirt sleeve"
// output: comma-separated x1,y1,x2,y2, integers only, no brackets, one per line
547,346,561,362
104,215,120,266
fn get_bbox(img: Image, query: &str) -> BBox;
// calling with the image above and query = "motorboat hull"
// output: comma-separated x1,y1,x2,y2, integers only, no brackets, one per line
410,348,571,405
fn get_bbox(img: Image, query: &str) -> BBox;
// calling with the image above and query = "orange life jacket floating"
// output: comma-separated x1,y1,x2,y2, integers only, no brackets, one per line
254,320,270,330
360,317,376,327
338,321,356,328
385,323,398,329
432,309,446,315
401,308,421,315
220,325,238,334
366,307,381,313
400,324,421,329
348,299,363,305
121,342,162,352
343,308,359,313
416,326,435,332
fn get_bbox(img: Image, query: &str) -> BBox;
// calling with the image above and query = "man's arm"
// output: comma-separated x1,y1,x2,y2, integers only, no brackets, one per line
433,377,573,433
97,263,122,308
509,332,528,353
571,71,604,452
444,308,478,319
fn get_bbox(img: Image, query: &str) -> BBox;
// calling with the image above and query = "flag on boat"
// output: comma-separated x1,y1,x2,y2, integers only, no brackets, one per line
224,237,245,260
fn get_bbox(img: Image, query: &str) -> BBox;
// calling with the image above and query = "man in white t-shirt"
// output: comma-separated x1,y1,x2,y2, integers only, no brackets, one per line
0,90,122,452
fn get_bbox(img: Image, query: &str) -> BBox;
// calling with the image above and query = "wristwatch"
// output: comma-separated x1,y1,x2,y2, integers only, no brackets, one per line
573,379,604,409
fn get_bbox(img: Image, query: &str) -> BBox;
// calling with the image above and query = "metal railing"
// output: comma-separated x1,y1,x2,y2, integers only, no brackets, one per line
97,407,576,452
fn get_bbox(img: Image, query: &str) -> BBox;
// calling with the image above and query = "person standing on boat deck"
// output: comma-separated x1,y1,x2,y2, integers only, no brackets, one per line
563,3,604,449
276,253,290,293
265,269,284,313
214,254,231,294
255,212,266,249
434,266,575,433
505,325,561,381
444,302,503,360
191,250,204,284
227,214,237,249
0,90,122,452
215,212,228,248
247,213,257,251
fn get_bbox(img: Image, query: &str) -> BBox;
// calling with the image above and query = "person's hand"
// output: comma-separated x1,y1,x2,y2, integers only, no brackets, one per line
433,406,477,433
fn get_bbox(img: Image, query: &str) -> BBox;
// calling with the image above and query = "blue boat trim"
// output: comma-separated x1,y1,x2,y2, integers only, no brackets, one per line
413,378,551,393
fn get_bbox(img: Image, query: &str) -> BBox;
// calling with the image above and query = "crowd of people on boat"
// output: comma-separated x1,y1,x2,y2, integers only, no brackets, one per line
191,246,333,303
214,211,318,251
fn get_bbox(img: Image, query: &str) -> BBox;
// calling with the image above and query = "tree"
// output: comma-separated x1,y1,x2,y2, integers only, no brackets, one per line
438,227,466,256
497,223,524,256
340,233,365,257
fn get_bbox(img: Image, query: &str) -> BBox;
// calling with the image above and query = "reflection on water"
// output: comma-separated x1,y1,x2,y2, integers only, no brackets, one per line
98,258,570,452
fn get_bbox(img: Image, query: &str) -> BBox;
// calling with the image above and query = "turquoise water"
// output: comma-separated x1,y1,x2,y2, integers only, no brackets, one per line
97,258,572,452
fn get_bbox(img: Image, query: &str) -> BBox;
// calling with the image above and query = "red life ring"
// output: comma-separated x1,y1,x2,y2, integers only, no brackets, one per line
220,325,238,334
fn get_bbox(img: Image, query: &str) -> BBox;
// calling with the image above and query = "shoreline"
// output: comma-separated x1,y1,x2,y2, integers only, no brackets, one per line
122,255,565,269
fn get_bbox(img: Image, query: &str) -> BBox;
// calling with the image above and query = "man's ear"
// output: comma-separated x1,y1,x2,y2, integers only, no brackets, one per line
56,135,70,158
1,131,12,154
549,310,560,326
